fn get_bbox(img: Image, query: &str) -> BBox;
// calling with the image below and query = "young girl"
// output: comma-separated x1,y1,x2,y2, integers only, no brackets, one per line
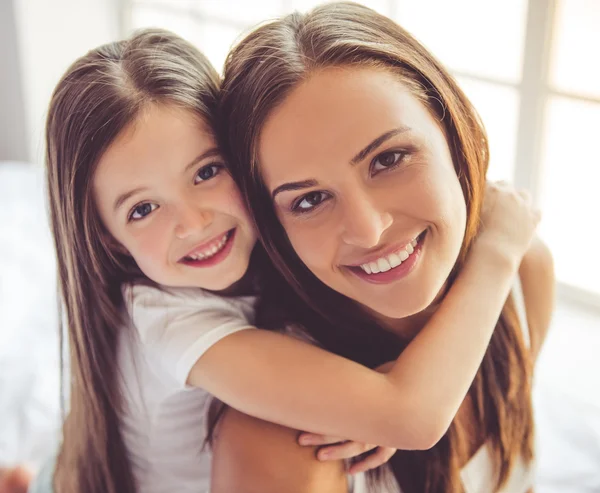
5,27,538,493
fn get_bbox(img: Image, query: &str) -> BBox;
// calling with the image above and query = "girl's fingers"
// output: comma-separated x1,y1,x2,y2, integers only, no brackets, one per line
317,441,377,461
348,447,397,475
298,433,347,446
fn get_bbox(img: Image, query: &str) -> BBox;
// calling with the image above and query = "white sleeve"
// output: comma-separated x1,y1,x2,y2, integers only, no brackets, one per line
124,284,256,388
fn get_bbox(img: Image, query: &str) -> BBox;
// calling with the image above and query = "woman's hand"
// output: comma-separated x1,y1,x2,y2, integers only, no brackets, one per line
475,181,541,265
298,361,396,475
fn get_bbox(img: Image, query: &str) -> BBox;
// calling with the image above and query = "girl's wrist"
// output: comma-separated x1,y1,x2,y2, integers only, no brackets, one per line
470,237,522,276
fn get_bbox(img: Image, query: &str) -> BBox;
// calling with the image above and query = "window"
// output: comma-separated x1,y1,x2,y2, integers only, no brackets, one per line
123,0,600,305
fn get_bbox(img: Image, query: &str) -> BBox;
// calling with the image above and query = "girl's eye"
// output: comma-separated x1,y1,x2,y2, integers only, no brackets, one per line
129,202,158,221
292,191,330,213
371,151,406,173
195,163,223,183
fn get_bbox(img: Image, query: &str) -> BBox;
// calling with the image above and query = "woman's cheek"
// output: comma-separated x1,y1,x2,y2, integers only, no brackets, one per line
286,219,337,274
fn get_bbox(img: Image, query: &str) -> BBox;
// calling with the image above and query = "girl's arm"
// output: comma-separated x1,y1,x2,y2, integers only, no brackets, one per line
209,236,556,492
189,182,541,450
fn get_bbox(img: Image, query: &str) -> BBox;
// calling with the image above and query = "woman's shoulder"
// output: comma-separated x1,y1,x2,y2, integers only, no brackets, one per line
210,407,349,493
518,236,555,361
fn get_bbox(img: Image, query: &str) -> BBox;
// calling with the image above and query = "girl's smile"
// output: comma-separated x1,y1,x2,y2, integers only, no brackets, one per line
93,104,257,290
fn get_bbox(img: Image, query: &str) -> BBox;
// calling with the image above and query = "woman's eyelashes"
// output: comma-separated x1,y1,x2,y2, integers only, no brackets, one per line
129,202,158,221
291,190,331,213
370,148,412,175
287,148,414,214
194,162,224,183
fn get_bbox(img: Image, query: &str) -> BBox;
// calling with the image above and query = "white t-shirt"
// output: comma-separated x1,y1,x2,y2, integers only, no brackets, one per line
118,284,255,493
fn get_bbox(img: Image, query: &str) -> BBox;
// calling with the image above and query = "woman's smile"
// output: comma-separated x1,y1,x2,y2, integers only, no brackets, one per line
260,67,467,319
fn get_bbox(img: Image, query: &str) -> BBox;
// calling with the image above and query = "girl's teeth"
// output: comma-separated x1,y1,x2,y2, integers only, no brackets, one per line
399,250,409,261
411,239,417,247
406,243,414,254
186,233,229,261
370,261,381,274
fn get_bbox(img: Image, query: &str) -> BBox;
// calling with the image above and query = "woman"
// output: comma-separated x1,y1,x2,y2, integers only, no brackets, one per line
212,2,554,492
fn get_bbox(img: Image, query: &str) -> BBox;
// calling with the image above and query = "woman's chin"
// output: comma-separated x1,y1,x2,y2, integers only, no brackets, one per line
359,287,440,325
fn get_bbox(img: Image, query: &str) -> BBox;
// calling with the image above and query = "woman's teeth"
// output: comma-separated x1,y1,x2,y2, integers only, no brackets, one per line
359,237,418,274
185,233,228,261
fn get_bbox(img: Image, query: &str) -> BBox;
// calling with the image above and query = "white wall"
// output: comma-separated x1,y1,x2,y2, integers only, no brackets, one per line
0,0,28,162
12,0,120,163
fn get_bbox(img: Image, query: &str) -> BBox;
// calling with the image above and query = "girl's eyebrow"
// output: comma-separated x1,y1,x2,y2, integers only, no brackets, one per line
113,148,222,212
114,186,149,212
183,147,221,173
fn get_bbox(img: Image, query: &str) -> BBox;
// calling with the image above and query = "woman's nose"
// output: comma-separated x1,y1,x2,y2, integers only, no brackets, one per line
340,192,393,248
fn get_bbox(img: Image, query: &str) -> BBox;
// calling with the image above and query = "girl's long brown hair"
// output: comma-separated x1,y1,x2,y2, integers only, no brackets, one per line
219,3,534,492
46,29,219,493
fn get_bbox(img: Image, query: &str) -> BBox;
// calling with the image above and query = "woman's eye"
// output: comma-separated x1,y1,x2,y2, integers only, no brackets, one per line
195,163,223,183
372,151,405,173
293,191,329,212
129,202,158,221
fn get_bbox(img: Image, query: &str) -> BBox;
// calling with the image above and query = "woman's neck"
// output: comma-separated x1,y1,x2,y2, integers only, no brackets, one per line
370,283,448,341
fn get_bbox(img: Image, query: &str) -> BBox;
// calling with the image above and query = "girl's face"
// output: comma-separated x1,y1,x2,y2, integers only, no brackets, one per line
259,66,467,319
94,104,257,291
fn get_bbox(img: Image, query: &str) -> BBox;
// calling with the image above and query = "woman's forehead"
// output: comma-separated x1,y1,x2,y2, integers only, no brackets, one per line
258,67,442,185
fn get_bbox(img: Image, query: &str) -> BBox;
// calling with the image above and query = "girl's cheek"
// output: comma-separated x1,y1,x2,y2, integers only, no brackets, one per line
129,224,168,263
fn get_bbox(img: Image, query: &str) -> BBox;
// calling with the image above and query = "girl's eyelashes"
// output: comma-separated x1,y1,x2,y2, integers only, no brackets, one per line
128,202,158,222
194,162,225,183
370,148,412,175
291,191,331,213
125,162,225,222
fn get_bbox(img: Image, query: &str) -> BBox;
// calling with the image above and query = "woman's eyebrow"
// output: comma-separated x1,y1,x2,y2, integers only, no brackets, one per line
350,126,411,165
272,179,318,199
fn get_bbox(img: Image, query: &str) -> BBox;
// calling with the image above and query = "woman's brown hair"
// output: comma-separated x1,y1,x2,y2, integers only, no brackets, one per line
46,29,219,493
219,3,534,492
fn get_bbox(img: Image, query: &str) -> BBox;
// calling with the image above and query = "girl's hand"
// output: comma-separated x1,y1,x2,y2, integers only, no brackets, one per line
476,181,541,265
297,432,396,474
298,360,396,474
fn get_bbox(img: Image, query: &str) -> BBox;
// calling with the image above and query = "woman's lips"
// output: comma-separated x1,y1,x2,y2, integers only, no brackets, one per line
347,230,426,284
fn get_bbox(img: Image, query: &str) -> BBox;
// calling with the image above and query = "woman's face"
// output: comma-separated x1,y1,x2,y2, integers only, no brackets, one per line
258,66,467,319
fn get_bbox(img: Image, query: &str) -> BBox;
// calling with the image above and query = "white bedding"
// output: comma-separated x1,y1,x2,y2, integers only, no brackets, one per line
0,162,598,489
0,162,60,468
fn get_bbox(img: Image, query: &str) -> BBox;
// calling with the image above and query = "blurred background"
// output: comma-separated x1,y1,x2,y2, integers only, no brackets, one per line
1,0,598,491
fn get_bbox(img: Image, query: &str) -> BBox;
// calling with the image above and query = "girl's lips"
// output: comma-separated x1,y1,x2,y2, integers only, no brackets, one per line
179,229,236,268
347,230,426,284
181,230,232,260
